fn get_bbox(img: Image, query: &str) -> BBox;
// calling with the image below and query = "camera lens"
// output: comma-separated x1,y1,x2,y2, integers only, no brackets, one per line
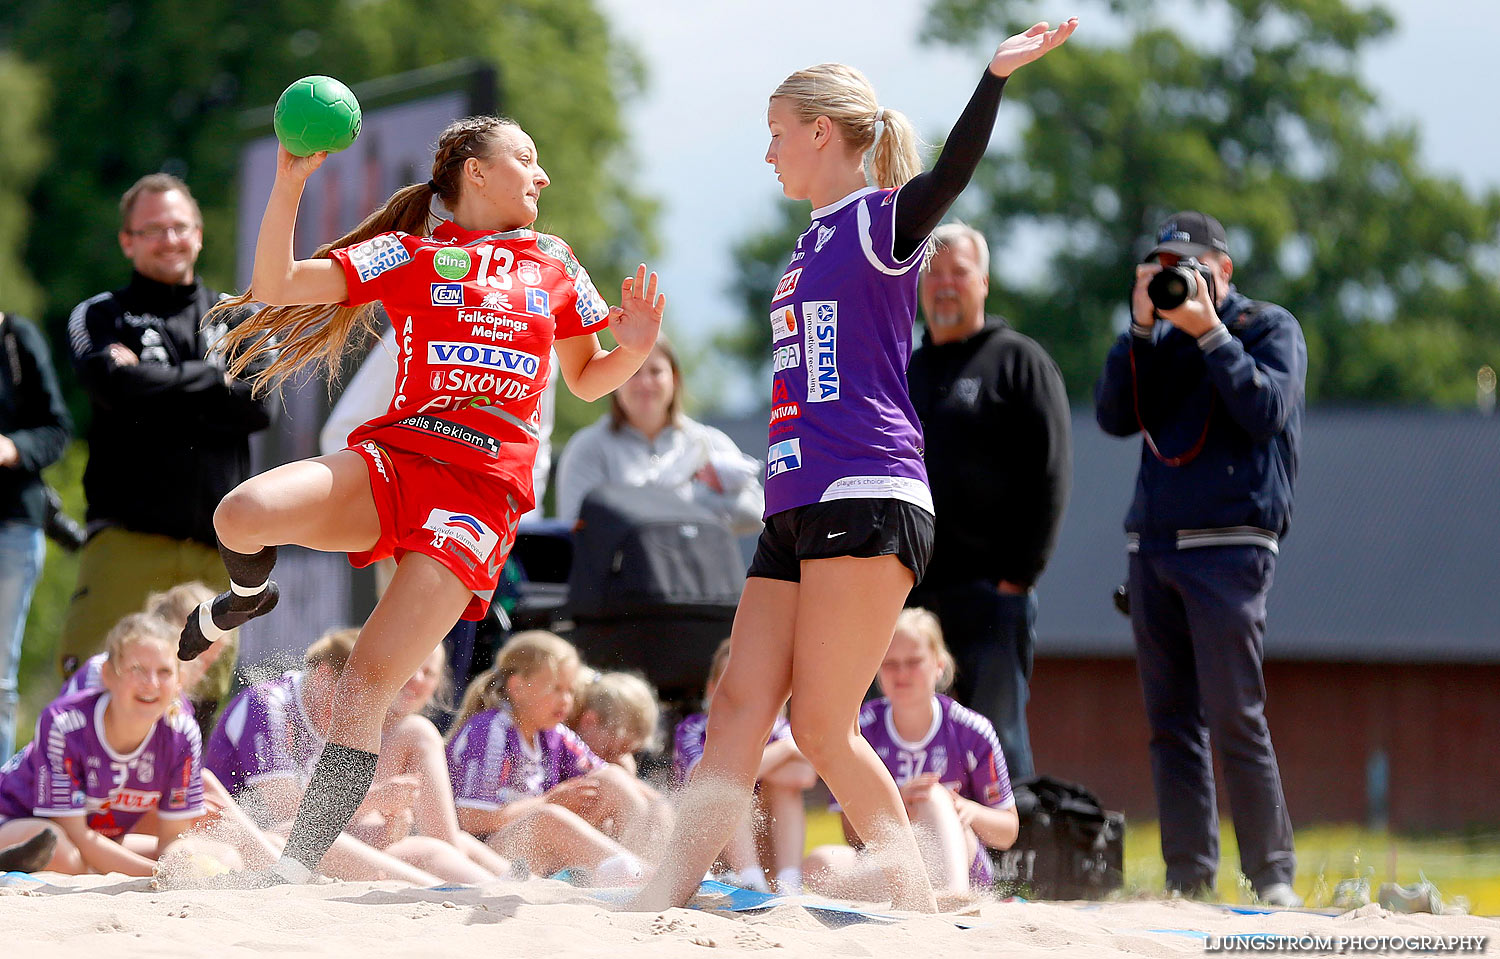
1146,267,1195,311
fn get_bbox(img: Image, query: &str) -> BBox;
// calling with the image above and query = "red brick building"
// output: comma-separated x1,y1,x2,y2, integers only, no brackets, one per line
1029,411,1500,831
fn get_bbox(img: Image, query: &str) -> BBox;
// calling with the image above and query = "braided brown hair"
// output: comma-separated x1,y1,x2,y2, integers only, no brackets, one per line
212,115,521,392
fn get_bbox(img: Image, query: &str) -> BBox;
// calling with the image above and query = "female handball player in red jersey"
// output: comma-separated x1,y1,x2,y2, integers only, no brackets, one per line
179,115,664,884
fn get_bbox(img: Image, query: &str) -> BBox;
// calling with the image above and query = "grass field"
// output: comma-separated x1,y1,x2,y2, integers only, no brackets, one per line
803,809,1500,915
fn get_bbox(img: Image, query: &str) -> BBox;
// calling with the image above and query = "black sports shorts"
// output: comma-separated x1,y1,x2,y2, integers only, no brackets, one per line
747,497,934,583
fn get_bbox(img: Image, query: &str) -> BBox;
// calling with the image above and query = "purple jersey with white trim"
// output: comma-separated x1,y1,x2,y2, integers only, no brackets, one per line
446,706,604,811
204,672,323,798
58,652,195,715
858,694,1013,886
672,712,790,786
763,186,931,517
57,653,105,700
0,689,204,837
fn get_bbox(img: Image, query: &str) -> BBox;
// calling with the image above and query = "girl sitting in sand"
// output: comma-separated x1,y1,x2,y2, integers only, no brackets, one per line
803,608,1018,899
0,613,205,875
204,628,488,884
569,670,661,775
445,631,662,883
372,642,512,877
674,637,816,894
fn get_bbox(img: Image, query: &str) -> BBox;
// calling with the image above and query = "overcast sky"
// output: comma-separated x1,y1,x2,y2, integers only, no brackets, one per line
596,0,1497,411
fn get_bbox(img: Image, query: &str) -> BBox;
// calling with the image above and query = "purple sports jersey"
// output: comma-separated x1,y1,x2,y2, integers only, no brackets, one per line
447,706,604,812
58,652,194,715
672,712,791,786
0,689,204,838
204,671,323,802
57,653,105,700
763,187,931,517
857,694,1013,886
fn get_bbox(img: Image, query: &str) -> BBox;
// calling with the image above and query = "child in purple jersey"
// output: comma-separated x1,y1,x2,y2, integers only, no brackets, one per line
804,609,1018,899
634,18,1076,913
446,631,663,883
0,614,204,875
673,637,814,894
58,582,216,715
205,628,486,884
372,642,511,879
570,670,661,776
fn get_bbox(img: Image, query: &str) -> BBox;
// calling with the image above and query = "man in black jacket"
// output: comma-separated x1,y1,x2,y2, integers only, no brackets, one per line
1095,211,1305,907
908,223,1071,782
0,308,71,759
58,174,271,707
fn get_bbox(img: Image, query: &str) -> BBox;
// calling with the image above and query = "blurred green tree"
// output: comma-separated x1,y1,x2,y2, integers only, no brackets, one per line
0,52,48,319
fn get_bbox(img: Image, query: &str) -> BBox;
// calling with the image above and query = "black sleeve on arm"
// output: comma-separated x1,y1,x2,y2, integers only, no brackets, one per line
892,70,1008,261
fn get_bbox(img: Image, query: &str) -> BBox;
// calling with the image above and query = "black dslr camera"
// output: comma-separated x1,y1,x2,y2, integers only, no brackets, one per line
1146,257,1215,311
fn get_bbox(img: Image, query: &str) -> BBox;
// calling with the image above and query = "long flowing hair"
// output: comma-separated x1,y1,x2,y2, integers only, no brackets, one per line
212,115,520,392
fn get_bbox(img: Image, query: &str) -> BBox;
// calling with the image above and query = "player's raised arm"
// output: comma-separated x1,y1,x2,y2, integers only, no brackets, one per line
249,146,349,307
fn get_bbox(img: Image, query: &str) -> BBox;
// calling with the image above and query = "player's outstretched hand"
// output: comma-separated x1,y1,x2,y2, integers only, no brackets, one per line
275,144,328,184
609,264,666,357
989,17,1078,77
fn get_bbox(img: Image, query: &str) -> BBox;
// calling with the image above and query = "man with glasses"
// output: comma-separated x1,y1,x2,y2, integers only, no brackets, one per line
59,175,271,720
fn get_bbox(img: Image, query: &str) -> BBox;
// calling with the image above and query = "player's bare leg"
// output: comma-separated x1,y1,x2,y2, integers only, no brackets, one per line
269,552,473,882
790,555,936,912
630,577,797,909
179,450,382,661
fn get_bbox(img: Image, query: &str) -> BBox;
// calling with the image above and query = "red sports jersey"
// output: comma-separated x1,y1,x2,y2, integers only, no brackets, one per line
329,220,610,510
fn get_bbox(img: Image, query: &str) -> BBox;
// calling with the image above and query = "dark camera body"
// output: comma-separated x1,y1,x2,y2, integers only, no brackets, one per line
43,485,86,552
1146,257,1215,311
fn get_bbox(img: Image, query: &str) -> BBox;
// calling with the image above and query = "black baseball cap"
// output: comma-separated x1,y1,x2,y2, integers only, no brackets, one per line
1146,211,1230,260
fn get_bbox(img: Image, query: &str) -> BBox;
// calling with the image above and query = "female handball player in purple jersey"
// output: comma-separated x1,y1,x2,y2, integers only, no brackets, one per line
633,18,1076,912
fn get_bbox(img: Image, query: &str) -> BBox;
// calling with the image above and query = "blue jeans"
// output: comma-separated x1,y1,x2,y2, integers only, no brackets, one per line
913,581,1037,781
0,522,45,761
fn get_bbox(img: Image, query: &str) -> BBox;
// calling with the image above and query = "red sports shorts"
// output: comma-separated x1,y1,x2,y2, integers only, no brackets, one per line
347,440,523,621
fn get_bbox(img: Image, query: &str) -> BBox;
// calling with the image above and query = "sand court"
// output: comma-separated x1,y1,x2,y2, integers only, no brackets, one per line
3,871,1496,958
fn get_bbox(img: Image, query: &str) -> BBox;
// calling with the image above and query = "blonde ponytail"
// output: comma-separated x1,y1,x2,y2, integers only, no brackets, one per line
867,106,924,190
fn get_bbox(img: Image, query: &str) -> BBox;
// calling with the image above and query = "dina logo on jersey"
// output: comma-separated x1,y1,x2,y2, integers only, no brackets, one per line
428,341,540,378
348,234,411,283
769,402,800,435
769,306,798,342
423,509,499,560
767,438,802,478
433,248,472,281
772,267,802,303
801,300,839,403
431,283,464,306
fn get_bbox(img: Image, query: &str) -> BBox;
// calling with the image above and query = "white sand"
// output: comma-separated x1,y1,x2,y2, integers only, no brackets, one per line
2,873,1495,958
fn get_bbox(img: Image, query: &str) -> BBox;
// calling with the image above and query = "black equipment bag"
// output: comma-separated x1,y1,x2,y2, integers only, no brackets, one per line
993,775,1125,900
563,486,744,698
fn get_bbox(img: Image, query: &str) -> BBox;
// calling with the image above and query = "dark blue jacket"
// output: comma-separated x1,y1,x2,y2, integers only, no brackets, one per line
1094,288,1306,554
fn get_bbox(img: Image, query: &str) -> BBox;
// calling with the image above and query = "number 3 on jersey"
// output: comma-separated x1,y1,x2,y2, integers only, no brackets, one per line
475,244,513,290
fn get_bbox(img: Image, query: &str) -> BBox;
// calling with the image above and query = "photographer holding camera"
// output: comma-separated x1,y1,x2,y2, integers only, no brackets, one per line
1095,212,1305,907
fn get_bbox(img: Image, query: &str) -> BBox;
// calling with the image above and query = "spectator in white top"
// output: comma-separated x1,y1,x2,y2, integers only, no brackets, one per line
555,338,763,534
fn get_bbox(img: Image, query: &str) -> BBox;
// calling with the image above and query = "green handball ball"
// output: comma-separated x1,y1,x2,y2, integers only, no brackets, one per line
274,76,362,156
